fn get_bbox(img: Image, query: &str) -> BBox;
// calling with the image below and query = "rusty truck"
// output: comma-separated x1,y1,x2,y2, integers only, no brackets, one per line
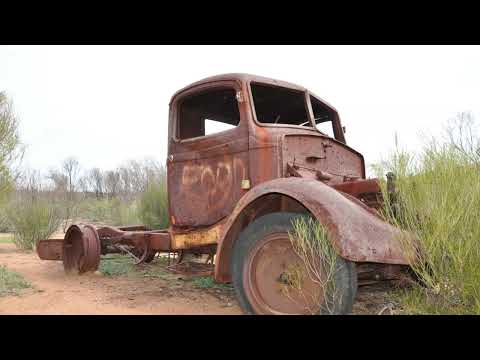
37,73,413,315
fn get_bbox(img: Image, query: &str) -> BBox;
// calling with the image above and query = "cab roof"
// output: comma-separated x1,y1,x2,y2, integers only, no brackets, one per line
169,73,338,113
170,73,306,103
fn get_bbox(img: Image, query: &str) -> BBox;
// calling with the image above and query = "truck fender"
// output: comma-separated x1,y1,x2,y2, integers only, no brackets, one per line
214,177,412,282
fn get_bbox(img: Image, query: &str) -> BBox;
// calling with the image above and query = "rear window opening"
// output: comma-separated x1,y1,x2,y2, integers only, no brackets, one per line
177,88,240,140
251,83,311,127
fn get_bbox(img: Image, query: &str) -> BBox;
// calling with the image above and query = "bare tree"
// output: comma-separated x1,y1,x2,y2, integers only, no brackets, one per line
104,170,121,199
47,157,81,232
62,157,80,196
120,158,164,195
77,175,91,195
445,112,480,163
88,167,104,199
47,169,68,194
118,166,132,200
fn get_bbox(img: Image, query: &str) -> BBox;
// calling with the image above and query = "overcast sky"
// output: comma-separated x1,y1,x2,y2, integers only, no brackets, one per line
1,45,479,176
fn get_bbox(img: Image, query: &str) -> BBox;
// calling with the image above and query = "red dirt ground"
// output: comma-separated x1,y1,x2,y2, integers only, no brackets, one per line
0,243,395,315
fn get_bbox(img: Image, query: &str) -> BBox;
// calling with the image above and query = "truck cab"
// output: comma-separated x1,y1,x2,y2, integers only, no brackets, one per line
167,74,365,229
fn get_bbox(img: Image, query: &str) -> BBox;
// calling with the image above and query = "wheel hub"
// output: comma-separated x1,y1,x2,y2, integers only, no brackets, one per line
243,233,325,315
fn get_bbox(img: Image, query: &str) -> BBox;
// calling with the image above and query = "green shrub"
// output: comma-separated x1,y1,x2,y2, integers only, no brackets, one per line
138,179,169,230
109,198,141,226
374,119,480,314
77,198,141,226
287,217,339,314
5,197,61,250
0,265,31,296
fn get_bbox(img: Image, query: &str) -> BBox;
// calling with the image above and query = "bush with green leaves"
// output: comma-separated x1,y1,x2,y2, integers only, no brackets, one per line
0,92,23,199
138,179,169,230
5,197,61,250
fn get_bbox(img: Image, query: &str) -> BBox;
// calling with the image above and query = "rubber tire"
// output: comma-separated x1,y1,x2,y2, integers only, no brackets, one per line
231,212,357,315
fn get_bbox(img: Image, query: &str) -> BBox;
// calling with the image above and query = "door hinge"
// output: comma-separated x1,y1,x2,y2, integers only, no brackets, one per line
236,91,244,103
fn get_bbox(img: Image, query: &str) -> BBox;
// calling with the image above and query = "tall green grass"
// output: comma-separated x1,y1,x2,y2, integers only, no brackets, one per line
138,179,169,230
373,115,480,314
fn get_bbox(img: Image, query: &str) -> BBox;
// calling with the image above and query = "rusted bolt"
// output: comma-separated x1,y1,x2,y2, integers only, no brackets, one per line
278,272,290,284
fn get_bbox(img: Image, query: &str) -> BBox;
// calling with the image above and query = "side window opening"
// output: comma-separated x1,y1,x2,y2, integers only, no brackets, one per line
310,95,335,138
251,83,311,127
177,88,240,140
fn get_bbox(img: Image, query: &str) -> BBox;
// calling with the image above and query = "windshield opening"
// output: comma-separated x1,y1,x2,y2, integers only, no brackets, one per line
310,95,336,138
251,83,312,127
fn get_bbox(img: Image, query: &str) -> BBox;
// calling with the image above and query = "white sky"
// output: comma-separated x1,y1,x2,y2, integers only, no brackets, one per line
1,45,479,176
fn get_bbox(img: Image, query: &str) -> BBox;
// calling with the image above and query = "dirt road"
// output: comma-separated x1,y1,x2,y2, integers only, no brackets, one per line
0,243,241,315
0,243,394,315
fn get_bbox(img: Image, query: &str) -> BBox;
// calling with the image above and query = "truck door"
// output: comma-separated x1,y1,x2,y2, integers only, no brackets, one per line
167,81,250,228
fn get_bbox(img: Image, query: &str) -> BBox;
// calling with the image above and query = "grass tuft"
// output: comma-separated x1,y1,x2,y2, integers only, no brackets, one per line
99,254,136,276
0,265,31,296
191,276,233,290
287,217,339,314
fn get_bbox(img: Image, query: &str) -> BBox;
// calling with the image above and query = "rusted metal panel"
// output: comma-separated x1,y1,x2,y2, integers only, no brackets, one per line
216,177,414,282
283,134,364,183
168,150,249,227
172,222,223,250
96,225,172,252
37,239,63,260
332,179,384,209
118,225,152,231
332,178,381,196
167,80,250,228
148,232,172,251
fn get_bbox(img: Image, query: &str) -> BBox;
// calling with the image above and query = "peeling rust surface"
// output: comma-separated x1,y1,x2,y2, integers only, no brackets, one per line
216,177,413,282
63,224,101,274
37,239,63,260
283,134,364,183
172,223,223,249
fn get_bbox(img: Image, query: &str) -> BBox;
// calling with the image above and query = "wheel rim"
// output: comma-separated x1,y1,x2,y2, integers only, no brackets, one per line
243,232,326,315
63,224,101,274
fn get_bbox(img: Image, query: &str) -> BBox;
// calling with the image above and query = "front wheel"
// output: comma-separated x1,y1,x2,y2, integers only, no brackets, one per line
231,212,357,315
